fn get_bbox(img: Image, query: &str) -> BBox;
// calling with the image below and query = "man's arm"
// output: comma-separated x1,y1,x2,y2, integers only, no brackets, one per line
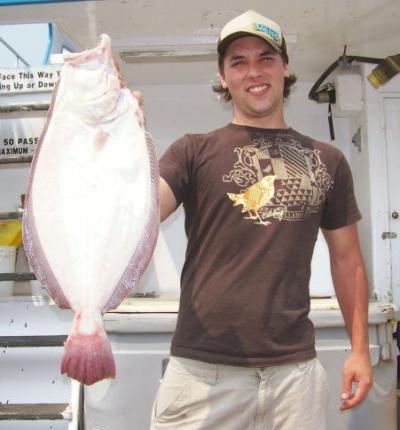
322,224,373,411
160,177,178,222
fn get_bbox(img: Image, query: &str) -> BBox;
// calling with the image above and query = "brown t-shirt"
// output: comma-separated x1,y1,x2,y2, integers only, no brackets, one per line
160,123,361,367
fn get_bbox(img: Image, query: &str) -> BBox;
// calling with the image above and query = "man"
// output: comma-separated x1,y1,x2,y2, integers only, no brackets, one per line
150,10,372,430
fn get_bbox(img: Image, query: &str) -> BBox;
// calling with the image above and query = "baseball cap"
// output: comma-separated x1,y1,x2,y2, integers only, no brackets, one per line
217,10,288,63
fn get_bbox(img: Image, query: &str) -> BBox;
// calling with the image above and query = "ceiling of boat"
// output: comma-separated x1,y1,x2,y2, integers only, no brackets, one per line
0,0,398,86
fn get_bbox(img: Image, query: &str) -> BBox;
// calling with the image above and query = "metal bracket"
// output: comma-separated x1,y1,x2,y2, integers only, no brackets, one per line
351,127,362,152
382,232,397,239
378,323,394,362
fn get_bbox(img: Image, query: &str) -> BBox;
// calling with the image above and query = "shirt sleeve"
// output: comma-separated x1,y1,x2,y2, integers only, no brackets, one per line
320,153,362,230
159,135,195,206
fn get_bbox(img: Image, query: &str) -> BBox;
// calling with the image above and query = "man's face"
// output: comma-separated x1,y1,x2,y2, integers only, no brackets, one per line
219,36,289,123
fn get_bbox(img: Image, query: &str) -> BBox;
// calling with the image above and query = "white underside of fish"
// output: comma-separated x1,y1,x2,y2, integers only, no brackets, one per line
23,34,159,385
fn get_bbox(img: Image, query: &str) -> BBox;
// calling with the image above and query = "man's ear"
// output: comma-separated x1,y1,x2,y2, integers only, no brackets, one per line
219,72,228,89
283,63,290,78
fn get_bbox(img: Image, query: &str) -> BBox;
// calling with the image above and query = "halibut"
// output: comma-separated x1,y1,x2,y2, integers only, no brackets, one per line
23,34,159,385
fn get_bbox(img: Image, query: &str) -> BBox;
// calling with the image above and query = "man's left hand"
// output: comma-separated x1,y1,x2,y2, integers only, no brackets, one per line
340,351,373,411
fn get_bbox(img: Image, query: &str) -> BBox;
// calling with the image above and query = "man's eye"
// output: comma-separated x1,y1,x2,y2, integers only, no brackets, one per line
231,60,244,67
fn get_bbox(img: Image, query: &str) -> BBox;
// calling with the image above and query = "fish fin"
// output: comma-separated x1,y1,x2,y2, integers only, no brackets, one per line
103,129,159,313
23,195,71,309
61,318,115,385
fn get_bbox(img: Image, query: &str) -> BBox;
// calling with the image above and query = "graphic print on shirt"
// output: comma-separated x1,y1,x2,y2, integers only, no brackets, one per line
223,134,333,226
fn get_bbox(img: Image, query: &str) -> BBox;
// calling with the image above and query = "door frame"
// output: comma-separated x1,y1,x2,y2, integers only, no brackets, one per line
361,64,400,304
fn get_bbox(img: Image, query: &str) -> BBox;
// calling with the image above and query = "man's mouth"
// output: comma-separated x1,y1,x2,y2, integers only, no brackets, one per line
247,84,270,94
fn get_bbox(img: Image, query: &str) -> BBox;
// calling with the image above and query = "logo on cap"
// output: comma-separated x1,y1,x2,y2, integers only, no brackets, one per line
254,23,281,43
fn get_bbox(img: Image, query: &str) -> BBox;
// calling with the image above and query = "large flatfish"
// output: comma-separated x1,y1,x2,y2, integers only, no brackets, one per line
23,34,159,385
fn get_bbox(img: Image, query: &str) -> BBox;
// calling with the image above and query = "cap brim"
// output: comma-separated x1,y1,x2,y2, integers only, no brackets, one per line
217,32,282,55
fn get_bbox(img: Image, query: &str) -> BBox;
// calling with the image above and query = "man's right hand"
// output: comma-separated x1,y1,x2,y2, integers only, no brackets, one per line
131,90,146,127
132,90,144,110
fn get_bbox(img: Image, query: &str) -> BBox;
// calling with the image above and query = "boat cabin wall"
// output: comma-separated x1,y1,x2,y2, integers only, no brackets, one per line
1,79,362,300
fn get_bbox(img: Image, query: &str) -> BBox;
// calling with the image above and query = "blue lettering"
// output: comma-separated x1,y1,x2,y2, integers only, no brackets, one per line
254,23,281,43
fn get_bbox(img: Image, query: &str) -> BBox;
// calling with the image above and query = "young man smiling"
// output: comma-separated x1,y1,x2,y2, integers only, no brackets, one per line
151,10,372,430
218,36,289,127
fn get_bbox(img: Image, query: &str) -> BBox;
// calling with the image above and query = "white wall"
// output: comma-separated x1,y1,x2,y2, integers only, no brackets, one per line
0,80,361,298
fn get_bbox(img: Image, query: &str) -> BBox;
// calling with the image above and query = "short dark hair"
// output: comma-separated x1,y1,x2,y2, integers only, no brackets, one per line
212,47,297,102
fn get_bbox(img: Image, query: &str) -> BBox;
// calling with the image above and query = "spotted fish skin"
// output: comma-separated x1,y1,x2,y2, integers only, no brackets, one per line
23,34,159,385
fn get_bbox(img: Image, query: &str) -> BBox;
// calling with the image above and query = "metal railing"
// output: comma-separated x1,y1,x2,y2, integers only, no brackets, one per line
0,36,30,67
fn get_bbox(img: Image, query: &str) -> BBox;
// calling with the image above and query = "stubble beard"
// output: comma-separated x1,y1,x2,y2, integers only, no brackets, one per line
238,92,283,122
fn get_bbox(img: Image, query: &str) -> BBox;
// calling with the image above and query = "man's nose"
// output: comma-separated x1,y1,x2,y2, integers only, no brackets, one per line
247,62,263,78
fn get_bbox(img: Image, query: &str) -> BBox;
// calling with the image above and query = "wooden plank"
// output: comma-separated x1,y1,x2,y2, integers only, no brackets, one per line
0,103,49,113
0,403,69,420
0,272,37,282
0,335,66,348
0,211,22,220
0,157,33,165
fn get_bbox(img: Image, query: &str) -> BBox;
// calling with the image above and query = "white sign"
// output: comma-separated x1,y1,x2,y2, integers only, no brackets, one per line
0,67,62,95
0,117,45,158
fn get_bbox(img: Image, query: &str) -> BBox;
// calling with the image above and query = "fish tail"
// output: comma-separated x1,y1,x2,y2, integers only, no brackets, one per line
61,312,115,385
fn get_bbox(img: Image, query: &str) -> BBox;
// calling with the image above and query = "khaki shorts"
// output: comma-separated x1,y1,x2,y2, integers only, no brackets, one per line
150,356,329,430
